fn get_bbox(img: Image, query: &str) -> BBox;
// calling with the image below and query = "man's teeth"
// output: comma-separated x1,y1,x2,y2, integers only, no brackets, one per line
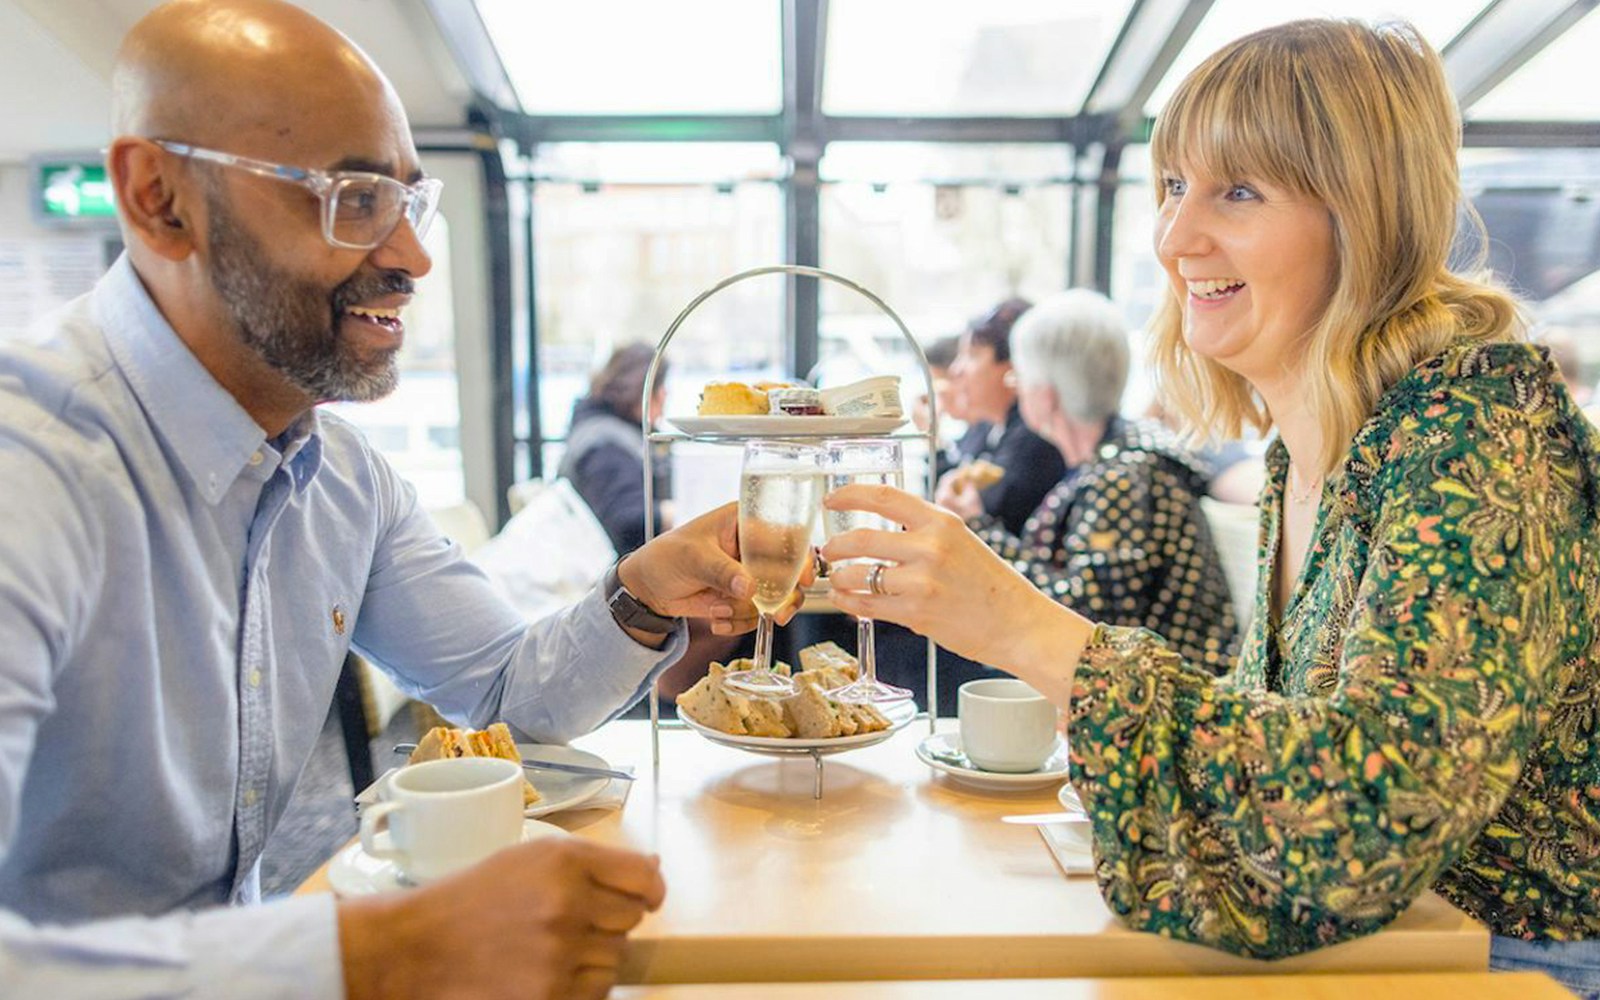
1187,279,1244,299
346,306,401,320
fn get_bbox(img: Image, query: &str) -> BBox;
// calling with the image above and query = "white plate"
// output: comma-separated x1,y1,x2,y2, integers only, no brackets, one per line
357,743,613,818
915,732,1070,791
327,818,568,896
667,414,906,438
675,698,917,757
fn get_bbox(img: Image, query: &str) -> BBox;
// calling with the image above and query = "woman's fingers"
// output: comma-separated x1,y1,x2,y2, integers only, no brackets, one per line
820,527,924,566
824,483,948,530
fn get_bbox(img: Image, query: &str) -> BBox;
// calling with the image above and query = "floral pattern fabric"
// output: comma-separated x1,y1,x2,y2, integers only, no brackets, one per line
1066,342,1600,957
974,417,1238,674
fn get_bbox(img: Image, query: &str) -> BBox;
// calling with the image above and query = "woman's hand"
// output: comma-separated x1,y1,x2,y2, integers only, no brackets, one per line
820,485,1091,697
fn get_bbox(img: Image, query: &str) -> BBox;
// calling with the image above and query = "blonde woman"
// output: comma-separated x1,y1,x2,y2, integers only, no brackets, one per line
823,18,1600,989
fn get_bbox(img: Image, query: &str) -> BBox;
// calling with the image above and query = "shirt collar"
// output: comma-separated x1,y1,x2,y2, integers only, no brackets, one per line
92,255,319,505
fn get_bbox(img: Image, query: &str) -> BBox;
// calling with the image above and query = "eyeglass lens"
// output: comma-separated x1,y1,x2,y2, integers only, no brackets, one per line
329,176,440,248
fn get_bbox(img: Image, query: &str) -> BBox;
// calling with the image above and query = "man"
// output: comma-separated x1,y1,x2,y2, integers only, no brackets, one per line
935,298,1067,535
0,2,799,997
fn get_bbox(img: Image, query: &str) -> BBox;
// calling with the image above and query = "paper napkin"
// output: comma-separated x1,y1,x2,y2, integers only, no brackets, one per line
1038,819,1095,877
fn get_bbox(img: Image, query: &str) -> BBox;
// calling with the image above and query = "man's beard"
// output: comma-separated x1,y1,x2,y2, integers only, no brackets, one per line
204,192,413,403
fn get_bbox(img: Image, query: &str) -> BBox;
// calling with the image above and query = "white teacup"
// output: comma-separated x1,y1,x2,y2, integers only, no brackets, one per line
359,756,524,884
959,678,1058,773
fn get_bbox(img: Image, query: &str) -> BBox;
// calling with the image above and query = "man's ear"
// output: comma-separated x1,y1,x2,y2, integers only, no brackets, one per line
106,137,198,262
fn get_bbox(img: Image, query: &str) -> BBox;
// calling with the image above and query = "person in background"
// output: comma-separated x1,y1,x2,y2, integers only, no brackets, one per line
972,289,1237,674
0,3,805,998
558,342,672,555
938,297,1067,534
911,334,964,479
823,19,1600,993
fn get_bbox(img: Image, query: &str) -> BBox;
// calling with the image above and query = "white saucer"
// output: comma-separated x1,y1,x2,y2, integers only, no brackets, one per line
327,818,569,896
914,732,1070,791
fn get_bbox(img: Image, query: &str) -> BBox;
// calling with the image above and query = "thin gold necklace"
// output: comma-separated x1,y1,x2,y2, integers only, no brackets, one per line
1287,463,1323,505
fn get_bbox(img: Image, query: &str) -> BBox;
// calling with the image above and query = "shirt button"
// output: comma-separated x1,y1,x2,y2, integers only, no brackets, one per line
249,451,264,467
243,788,259,807
249,669,263,688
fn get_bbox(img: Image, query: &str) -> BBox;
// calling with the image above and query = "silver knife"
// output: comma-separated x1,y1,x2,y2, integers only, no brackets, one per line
391,743,634,781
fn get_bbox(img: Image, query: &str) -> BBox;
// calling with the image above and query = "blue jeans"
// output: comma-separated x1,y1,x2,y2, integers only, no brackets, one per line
1492,935,1600,999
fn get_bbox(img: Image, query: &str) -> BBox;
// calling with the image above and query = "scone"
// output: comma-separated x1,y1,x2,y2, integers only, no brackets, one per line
698,381,769,415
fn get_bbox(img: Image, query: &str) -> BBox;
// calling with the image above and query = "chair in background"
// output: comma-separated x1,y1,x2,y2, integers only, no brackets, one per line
1199,496,1262,640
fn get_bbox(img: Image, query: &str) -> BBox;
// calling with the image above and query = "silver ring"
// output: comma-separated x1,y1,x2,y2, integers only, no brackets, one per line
867,563,888,596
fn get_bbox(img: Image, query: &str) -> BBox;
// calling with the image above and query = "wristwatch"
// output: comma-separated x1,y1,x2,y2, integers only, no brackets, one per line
603,561,679,635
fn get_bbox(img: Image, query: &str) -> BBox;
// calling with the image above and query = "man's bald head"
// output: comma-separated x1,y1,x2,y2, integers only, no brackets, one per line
111,0,406,157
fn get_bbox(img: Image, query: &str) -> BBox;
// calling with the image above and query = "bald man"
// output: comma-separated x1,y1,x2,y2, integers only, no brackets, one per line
0,2,799,997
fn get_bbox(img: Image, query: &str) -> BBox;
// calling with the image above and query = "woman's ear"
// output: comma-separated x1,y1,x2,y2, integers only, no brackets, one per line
106,137,198,262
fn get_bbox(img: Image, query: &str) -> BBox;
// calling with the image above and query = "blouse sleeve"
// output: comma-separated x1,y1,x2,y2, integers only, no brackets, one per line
1065,392,1577,958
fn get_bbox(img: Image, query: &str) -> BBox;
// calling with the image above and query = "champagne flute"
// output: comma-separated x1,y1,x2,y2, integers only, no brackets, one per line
723,441,823,699
822,439,914,704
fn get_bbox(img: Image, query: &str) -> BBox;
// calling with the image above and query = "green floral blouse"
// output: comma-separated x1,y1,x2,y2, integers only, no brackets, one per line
1066,342,1600,958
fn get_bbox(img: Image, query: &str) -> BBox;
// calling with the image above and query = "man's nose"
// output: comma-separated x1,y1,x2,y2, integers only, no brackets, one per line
369,216,434,280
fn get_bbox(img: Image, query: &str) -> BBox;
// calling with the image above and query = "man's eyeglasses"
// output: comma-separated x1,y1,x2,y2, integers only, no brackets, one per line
154,140,443,251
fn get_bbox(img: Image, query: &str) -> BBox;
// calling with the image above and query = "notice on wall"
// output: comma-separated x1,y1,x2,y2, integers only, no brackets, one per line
0,238,107,341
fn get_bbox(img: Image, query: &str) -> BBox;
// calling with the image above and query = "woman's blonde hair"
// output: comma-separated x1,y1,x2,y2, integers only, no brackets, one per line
1149,19,1523,474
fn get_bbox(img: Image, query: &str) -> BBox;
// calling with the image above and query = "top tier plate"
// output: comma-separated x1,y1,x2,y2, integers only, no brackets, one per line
666,415,906,437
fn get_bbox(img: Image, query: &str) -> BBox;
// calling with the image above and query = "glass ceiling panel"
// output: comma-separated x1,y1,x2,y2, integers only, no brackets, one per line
475,0,781,114
1468,8,1600,120
820,143,1075,184
824,0,1135,116
1143,0,1484,116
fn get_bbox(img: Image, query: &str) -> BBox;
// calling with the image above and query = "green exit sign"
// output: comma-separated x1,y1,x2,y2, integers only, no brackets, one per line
35,157,117,221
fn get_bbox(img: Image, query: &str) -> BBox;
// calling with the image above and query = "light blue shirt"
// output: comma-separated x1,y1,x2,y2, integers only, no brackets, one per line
0,256,684,996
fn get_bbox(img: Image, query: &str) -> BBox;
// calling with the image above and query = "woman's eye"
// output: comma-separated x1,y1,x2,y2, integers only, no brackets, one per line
1226,184,1260,201
1161,176,1187,196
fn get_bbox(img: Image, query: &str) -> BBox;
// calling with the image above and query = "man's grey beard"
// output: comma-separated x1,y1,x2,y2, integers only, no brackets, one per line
204,192,412,403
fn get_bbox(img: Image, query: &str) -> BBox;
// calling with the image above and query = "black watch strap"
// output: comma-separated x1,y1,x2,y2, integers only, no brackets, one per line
603,562,678,635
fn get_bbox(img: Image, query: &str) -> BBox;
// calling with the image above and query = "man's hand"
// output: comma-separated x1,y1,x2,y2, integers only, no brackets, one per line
340,837,666,1000
618,502,809,636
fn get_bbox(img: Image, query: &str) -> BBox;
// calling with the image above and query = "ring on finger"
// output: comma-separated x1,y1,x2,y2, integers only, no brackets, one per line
867,563,888,596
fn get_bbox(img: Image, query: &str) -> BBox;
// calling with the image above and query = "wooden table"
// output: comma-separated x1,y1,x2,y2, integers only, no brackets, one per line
300,719,1488,985
612,972,1569,999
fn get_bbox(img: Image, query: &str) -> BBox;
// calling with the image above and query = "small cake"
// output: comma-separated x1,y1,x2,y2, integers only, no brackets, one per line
698,381,770,416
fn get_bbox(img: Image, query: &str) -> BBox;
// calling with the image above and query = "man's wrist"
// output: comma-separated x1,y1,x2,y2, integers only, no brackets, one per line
606,558,677,635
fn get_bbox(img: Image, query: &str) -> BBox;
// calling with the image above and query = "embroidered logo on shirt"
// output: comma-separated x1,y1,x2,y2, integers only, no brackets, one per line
332,605,346,636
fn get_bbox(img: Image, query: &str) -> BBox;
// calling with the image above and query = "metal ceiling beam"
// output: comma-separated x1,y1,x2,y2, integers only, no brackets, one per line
1082,0,1215,131
1463,120,1600,146
496,112,783,146
1443,0,1600,111
419,0,521,113
821,115,1110,145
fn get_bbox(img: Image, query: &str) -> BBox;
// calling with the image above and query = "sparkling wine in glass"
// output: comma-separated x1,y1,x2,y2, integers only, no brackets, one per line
723,441,822,699
823,439,913,704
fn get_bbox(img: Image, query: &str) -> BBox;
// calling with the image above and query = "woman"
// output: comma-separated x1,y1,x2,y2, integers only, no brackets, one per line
557,343,670,555
944,297,1067,535
823,18,1600,991
962,289,1237,674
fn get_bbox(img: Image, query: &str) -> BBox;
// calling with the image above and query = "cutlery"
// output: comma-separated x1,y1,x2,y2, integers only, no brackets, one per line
1000,812,1090,825
391,743,634,781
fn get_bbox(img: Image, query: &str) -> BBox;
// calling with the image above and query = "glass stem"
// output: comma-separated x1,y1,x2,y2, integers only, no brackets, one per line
753,612,775,672
858,616,877,684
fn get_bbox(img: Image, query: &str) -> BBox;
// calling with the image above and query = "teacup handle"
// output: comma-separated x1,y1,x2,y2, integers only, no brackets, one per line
359,801,405,862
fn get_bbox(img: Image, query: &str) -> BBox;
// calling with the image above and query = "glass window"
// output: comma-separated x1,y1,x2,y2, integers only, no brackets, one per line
475,0,782,114
529,144,786,473
1143,0,1483,116
817,143,1072,398
824,0,1135,116
1467,8,1600,120
325,217,465,507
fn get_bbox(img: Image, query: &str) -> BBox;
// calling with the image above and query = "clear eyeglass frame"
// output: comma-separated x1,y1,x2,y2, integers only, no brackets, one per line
153,140,444,251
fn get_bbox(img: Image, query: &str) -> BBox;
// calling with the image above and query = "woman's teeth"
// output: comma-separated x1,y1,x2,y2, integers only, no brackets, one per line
1187,279,1245,300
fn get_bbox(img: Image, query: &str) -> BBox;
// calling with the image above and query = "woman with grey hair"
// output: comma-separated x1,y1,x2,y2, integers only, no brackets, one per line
971,289,1238,674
